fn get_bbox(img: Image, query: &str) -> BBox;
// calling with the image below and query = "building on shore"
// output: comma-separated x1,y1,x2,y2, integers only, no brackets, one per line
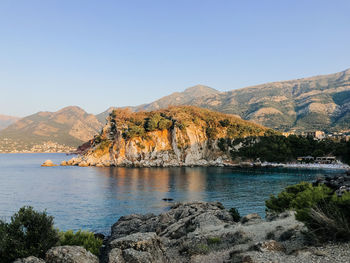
302,131,325,140
297,156,337,164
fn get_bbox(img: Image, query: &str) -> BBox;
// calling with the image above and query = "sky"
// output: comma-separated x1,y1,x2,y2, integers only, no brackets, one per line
0,0,349,117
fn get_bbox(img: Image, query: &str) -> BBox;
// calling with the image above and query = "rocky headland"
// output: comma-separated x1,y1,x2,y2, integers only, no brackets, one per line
64,106,273,168
15,201,350,263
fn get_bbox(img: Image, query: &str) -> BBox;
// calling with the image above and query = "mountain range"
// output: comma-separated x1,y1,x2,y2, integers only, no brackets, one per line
1,68,349,151
0,107,102,151
134,69,350,132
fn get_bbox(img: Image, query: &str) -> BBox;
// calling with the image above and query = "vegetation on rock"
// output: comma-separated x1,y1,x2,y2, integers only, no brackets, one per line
58,230,103,256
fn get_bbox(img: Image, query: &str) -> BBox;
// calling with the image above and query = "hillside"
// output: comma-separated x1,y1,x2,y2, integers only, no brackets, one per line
66,106,274,167
96,85,220,123
0,106,103,152
0,115,20,130
130,69,350,132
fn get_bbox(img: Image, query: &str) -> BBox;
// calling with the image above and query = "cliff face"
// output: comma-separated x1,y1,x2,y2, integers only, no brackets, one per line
69,106,272,167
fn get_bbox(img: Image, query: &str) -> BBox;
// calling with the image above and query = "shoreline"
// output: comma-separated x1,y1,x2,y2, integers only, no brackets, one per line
58,159,350,171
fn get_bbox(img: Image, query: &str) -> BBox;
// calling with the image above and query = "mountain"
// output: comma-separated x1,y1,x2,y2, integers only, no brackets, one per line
134,84,220,111
66,106,273,167
0,115,20,130
0,106,103,152
131,69,350,132
96,85,220,124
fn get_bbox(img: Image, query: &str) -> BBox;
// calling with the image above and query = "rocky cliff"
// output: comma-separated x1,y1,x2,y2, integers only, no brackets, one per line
68,106,273,167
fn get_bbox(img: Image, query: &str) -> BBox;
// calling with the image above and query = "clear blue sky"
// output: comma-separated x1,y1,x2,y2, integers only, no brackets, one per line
0,0,349,116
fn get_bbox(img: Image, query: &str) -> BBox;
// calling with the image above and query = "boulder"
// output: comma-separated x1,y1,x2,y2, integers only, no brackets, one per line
13,257,46,263
45,246,98,263
122,249,153,263
102,202,306,263
253,240,285,252
107,232,167,263
240,213,262,224
106,248,125,263
60,161,68,166
41,160,57,167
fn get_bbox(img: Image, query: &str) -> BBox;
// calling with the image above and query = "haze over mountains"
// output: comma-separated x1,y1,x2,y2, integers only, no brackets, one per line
1,68,350,151
0,115,20,131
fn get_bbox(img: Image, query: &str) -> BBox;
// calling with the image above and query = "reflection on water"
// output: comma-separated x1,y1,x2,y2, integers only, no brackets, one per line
0,153,344,234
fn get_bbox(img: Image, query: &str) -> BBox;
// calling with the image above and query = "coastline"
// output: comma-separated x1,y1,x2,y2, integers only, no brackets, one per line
59,157,350,171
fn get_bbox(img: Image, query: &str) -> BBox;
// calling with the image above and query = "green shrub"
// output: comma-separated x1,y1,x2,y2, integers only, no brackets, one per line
0,206,59,263
207,236,221,245
145,114,162,131
266,182,317,213
158,118,173,130
229,207,241,222
123,125,146,139
59,230,103,256
206,127,217,139
265,182,350,242
219,119,230,127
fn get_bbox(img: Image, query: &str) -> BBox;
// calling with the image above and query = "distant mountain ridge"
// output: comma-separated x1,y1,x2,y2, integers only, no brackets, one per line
130,69,350,132
0,106,103,151
96,85,221,123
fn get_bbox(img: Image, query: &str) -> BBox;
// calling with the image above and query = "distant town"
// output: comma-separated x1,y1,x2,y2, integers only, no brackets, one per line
282,130,350,141
0,138,76,153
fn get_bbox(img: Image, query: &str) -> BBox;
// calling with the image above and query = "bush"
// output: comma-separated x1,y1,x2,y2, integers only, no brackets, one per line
0,206,59,263
206,127,218,139
229,207,241,222
158,118,173,130
265,182,350,242
123,125,146,139
59,230,103,256
219,119,230,127
145,114,162,131
265,182,321,213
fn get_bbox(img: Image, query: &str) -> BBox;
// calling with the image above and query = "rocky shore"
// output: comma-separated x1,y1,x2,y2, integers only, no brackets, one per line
14,201,350,263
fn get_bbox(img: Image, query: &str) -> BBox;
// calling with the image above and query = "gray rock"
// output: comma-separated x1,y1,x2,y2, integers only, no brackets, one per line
122,249,153,263
240,213,262,224
108,232,166,263
13,256,46,263
45,246,98,263
252,240,285,252
107,248,125,263
102,202,306,263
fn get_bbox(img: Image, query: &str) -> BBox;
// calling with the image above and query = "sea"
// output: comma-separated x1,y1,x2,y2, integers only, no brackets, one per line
0,153,345,234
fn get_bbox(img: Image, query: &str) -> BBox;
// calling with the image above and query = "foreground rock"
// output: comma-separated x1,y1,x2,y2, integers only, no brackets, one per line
313,173,350,196
16,202,350,262
14,246,98,263
45,246,99,263
13,257,45,263
100,201,307,263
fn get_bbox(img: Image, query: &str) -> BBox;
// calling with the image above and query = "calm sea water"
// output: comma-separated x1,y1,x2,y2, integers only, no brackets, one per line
0,153,344,234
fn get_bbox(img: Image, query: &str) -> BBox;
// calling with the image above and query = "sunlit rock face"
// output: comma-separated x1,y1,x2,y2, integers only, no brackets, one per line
68,106,272,167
